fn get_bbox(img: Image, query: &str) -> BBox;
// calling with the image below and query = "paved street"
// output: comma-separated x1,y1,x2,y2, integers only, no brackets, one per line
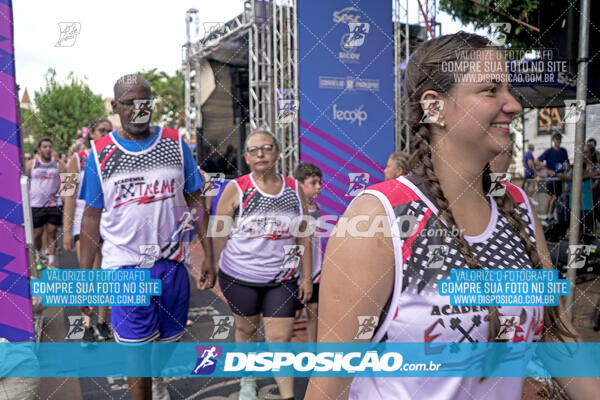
36,234,309,400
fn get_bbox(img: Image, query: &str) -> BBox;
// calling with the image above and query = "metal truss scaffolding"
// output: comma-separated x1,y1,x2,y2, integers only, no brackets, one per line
271,0,299,175
394,0,410,152
184,0,299,176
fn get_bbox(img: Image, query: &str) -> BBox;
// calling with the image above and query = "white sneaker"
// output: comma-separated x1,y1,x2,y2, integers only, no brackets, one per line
239,377,258,400
152,377,171,400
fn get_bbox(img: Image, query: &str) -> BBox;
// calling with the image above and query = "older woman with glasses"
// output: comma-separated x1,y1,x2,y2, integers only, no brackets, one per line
211,129,313,400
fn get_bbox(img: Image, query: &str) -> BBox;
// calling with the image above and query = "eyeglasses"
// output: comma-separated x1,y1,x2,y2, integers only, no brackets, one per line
246,144,276,156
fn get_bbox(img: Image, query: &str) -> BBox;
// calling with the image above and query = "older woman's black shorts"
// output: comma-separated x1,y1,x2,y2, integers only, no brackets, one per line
218,270,299,318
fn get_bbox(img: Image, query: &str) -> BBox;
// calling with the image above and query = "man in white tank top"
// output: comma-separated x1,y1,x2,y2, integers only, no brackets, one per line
26,137,65,268
78,74,212,400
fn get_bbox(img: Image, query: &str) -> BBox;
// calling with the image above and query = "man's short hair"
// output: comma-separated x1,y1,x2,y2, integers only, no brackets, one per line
552,132,562,141
587,138,597,146
527,144,534,151
36,137,53,150
294,162,322,182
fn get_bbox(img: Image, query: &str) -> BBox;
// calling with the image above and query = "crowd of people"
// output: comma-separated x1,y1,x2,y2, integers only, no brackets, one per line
522,133,600,237
23,31,600,400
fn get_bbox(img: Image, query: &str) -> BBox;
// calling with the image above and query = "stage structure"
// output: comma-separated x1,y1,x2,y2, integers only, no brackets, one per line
183,0,417,173
183,0,301,176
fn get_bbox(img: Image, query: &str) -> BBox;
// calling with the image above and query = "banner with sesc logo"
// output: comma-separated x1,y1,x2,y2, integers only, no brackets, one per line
298,0,394,219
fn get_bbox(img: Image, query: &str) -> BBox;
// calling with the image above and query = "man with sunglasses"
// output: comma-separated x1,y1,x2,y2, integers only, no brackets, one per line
79,74,214,400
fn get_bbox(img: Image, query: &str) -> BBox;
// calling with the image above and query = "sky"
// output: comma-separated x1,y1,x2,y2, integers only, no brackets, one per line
13,0,483,102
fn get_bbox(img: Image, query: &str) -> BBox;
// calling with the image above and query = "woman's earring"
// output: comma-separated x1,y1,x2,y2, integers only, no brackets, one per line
438,118,446,129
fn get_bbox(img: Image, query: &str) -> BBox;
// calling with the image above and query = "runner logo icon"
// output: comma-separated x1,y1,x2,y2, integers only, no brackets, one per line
489,23,511,46
426,245,449,269
497,315,520,340
567,245,596,269
191,345,222,375
488,173,511,197
564,100,585,123
345,22,370,47
346,172,370,196
59,173,79,196
66,316,90,340
210,316,234,340
354,315,379,340
55,22,81,47
282,245,304,271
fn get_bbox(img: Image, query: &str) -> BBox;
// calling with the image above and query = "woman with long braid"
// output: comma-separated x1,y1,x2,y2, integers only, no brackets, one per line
306,32,598,399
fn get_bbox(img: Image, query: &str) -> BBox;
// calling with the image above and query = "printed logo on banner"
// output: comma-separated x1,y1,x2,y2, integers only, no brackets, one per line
354,316,379,340
332,104,368,126
191,345,222,375
55,22,81,47
426,245,449,269
564,100,585,123
282,245,304,271
128,100,154,124
319,76,380,91
210,316,234,339
488,173,511,197
488,23,511,46
497,316,520,340
346,172,370,196
567,245,596,269
332,7,365,63
420,100,444,124
59,173,79,196
332,7,361,23
138,244,161,268
203,172,226,196
66,316,90,340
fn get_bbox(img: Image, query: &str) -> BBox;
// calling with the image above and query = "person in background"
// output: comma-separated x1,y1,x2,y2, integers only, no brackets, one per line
200,144,221,173
23,152,33,163
563,144,600,235
58,151,69,166
587,138,600,164
538,132,570,220
522,144,539,202
293,162,323,343
26,138,65,269
63,118,113,344
384,151,410,180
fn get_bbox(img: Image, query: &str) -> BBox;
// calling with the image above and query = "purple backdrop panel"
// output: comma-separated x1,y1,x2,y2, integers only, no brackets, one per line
0,0,34,342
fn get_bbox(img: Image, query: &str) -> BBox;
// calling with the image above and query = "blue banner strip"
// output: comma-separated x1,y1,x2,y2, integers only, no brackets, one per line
2,342,600,378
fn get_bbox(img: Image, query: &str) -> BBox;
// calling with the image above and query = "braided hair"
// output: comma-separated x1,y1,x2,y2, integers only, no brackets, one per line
405,32,574,345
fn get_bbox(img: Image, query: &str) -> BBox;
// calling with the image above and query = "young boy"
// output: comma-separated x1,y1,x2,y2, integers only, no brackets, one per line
293,162,322,342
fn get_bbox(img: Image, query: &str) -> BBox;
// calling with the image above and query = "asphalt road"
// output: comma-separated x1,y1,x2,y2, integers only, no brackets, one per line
37,235,309,400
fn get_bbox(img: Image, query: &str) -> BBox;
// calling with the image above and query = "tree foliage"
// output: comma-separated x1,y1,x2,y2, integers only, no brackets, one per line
137,69,185,129
439,0,539,51
25,69,106,151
